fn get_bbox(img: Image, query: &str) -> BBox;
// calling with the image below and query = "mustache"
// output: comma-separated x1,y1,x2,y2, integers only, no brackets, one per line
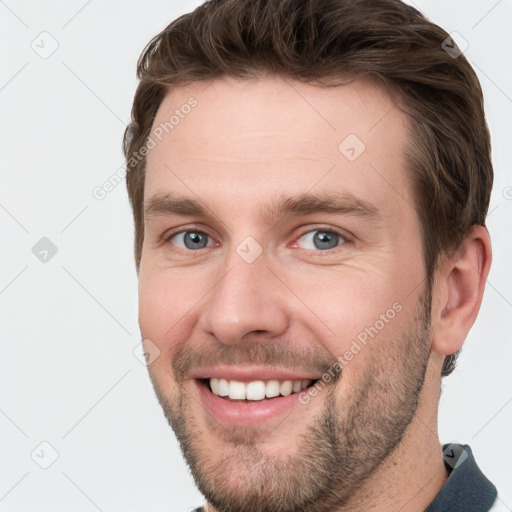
173,341,341,382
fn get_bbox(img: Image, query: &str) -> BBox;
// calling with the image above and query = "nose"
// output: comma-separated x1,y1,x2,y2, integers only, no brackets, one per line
198,244,290,345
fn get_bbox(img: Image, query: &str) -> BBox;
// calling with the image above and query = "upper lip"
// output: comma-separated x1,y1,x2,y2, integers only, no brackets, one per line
187,365,321,382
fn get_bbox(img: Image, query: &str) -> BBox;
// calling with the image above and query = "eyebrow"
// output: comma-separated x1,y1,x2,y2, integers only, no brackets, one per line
143,191,382,224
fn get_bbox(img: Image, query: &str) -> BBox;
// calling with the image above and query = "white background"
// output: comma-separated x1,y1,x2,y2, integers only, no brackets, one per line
1,0,511,510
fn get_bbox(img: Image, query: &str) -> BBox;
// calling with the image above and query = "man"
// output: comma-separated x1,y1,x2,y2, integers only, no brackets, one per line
123,0,500,510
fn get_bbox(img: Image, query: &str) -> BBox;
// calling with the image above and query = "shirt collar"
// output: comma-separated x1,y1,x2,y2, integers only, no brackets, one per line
425,443,496,511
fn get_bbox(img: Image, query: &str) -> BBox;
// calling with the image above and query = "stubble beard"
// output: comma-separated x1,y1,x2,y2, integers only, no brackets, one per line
149,290,433,512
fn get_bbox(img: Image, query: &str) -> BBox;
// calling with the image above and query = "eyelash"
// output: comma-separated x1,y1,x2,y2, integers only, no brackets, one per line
163,224,351,255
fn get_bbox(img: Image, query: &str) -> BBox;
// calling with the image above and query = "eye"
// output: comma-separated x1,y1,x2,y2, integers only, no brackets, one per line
166,230,216,250
294,229,346,251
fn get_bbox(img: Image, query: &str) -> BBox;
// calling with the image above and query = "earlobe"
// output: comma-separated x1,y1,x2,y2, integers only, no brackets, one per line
431,225,492,357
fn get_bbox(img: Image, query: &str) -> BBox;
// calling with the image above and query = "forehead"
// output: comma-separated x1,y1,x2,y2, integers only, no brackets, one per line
144,75,414,222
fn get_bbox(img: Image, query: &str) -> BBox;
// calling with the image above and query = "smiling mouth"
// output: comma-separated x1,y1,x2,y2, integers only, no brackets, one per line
201,377,320,402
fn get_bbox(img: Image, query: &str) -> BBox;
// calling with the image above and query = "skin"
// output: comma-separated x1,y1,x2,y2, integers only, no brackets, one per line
137,75,491,511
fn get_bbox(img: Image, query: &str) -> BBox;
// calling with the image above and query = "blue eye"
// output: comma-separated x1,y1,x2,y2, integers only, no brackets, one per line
165,227,347,253
167,230,214,250
296,229,345,251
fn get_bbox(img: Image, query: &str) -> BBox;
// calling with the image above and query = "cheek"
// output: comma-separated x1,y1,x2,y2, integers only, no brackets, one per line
290,267,411,362
294,269,379,320
137,267,203,360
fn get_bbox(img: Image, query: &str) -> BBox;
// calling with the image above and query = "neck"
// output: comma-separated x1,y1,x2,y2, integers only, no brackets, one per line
333,357,449,512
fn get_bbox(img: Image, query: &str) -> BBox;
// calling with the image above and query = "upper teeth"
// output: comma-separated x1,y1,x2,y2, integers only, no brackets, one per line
209,378,312,401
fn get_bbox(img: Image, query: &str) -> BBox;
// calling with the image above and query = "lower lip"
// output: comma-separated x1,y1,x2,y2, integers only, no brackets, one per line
194,379,310,427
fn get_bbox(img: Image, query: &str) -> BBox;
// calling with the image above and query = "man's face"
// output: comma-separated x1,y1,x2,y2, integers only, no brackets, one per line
138,76,433,511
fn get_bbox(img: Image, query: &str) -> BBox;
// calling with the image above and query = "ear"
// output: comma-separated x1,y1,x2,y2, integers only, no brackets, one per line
430,225,492,357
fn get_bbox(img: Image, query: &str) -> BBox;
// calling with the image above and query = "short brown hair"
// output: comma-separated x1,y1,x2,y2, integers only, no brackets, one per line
123,0,493,376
